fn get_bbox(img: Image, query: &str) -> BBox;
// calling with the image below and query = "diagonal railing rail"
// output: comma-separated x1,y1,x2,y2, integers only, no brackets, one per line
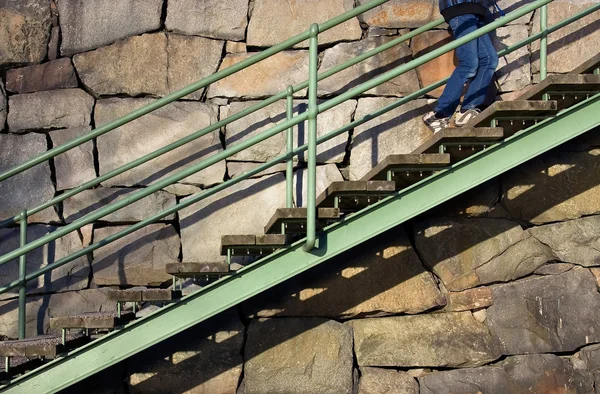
0,0,598,361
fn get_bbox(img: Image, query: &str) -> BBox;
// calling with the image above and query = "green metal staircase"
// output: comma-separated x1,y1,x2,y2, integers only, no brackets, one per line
1,0,600,391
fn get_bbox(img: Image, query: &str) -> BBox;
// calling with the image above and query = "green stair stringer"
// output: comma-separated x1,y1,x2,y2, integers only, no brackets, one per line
5,94,600,393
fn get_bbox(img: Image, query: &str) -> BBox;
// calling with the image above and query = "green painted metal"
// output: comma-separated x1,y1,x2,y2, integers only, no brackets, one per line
18,210,27,341
286,86,294,209
6,93,600,394
305,23,320,252
540,4,548,82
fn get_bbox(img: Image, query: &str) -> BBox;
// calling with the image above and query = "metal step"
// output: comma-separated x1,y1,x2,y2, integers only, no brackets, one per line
107,288,182,302
264,208,340,234
165,262,231,277
0,334,87,359
220,234,290,256
516,74,600,109
49,312,135,330
316,181,395,212
412,127,504,162
360,153,451,189
466,100,558,136
571,54,600,75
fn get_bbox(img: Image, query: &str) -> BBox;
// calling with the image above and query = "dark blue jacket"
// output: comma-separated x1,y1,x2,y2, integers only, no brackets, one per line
439,0,488,21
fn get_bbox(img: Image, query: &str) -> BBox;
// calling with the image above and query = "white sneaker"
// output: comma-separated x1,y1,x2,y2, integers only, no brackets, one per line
423,111,450,134
455,108,481,126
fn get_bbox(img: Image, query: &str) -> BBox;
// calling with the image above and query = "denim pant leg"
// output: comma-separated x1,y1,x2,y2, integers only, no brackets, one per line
461,23,499,110
434,14,480,118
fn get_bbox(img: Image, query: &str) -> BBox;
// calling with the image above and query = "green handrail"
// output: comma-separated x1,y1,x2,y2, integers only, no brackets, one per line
0,0,558,267
0,17,446,229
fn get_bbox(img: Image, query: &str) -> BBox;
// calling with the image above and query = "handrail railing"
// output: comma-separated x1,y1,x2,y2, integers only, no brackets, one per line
2,0,599,343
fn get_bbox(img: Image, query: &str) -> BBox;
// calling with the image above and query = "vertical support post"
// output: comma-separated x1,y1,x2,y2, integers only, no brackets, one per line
18,210,27,340
304,23,319,252
286,86,294,209
540,4,548,82
61,328,67,346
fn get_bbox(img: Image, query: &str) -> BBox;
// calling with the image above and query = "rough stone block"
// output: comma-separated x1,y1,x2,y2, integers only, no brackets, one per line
410,30,454,98
0,288,115,338
6,58,78,94
486,268,600,354
0,81,6,131
8,89,94,133
318,37,420,97
493,25,531,92
63,188,177,223
0,226,89,300
48,26,60,60
179,174,286,264
529,215,600,267
0,133,59,223
167,34,224,100
226,41,246,53
502,149,600,224
208,51,309,99
245,318,354,394
348,311,501,368
165,0,249,41
50,126,96,191
243,228,444,319
92,224,180,286
226,162,288,179
356,0,442,28
532,2,600,74
358,367,418,394
0,0,51,67
414,218,554,291
74,33,168,97
293,164,344,207
350,98,432,180
247,0,361,48
95,98,224,187
58,0,163,55
445,287,493,312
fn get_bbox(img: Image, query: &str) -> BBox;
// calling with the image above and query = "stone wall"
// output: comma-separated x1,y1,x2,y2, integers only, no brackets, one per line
1,0,600,393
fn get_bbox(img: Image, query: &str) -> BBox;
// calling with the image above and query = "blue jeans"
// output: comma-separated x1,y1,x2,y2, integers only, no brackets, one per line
435,14,499,118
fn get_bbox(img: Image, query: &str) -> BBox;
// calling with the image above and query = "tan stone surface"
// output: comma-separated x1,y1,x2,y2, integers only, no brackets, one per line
0,0,51,66
243,228,444,319
95,98,224,187
167,34,224,100
348,311,501,368
51,126,96,191
350,98,432,180
74,33,168,97
207,51,309,99
6,58,78,93
357,0,442,28
502,149,600,224
359,367,419,394
493,25,531,92
445,287,493,312
318,37,420,97
411,30,455,98
247,0,361,48
532,2,600,74
92,224,179,286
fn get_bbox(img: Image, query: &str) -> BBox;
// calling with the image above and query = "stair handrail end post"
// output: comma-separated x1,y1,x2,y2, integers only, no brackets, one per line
304,23,320,252
286,86,295,209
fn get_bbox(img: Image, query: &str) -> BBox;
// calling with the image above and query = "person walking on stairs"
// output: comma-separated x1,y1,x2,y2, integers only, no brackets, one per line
423,0,500,133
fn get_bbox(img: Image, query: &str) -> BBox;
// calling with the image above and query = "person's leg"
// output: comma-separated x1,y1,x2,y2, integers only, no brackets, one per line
460,24,499,111
433,14,481,118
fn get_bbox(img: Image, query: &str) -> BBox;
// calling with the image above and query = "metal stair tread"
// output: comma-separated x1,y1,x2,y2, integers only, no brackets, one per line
571,53,600,74
107,288,182,302
516,74,600,101
220,234,290,255
360,153,451,183
49,311,135,329
0,333,88,358
412,127,505,155
316,181,396,209
264,208,341,234
466,100,558,129
165,262,231,277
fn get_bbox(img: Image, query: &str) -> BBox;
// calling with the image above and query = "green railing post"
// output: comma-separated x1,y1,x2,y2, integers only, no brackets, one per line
540,4,548,81
18,210,27,340
286,86,295,209
304,23,319,252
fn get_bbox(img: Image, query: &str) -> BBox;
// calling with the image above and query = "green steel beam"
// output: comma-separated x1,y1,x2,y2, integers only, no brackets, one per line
5,92,600,394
